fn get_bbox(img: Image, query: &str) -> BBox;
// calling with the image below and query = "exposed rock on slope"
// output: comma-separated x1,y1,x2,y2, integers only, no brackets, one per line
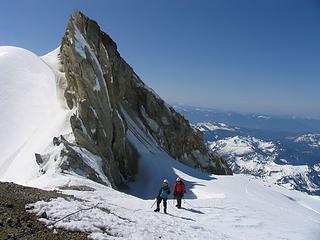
59,11,231,188
0,182,88,239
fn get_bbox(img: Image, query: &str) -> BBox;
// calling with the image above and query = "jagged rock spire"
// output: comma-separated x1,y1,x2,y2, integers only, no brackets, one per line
60,11,232,188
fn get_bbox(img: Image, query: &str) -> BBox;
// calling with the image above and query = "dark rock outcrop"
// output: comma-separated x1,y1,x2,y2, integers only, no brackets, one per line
0,182,88,239
59,11,232,188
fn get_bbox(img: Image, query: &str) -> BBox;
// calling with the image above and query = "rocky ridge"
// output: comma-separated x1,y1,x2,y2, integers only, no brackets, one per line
46,11,233,189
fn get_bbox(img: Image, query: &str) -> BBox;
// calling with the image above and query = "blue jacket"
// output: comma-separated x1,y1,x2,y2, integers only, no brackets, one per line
157,186,171,199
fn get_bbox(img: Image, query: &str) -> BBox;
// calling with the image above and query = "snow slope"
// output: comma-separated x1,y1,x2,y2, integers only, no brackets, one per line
0,46,72,184
28,103,320,240
28,159,320,240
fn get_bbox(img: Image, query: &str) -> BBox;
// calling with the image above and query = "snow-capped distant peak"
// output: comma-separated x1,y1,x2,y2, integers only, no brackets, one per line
291,133,320,148
194,122,235,132
208,136,276,156
255,115,271,120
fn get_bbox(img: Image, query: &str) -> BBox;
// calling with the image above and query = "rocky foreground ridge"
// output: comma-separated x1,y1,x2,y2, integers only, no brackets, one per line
0,182,87,239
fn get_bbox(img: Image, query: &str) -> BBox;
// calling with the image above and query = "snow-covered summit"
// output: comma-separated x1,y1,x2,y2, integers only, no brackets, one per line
0,46,72,183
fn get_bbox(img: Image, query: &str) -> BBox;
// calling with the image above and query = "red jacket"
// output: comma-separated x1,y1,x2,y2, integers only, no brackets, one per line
173,181,186,194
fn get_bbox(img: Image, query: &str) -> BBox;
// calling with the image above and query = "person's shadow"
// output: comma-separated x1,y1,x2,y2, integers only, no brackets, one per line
166,213,195,222
180,207,204,214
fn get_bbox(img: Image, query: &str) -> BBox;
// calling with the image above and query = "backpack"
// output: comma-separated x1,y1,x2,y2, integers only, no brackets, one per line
174,180,186,194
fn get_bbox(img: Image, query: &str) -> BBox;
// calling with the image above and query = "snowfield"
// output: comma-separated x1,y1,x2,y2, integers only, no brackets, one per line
28,169,320,240
0,46,319,239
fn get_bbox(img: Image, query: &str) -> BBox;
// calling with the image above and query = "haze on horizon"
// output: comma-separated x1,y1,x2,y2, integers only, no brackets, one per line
0,0,319,119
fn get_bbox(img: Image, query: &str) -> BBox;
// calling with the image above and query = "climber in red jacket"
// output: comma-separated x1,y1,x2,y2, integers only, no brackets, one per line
173,177,186,208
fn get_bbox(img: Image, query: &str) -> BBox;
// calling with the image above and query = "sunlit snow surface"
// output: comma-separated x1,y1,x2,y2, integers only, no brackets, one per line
29,171,320,240
0,46,72,183
0,46,319,239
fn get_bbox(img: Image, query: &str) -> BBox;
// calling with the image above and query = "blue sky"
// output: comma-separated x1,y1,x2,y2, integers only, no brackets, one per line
1,0,319,118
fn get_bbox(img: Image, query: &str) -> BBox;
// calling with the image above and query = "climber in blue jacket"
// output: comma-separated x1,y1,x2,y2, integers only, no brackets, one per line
154,179,171,214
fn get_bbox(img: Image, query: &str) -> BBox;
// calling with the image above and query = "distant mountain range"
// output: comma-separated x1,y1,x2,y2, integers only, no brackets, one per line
175,105,320,134
175,105,320,195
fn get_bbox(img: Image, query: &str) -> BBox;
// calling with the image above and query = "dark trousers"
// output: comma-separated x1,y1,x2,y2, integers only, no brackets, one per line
176,193,183,208
156,197,167,210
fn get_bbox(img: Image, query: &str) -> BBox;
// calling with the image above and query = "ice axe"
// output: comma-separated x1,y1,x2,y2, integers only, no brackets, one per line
150,198,157,208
